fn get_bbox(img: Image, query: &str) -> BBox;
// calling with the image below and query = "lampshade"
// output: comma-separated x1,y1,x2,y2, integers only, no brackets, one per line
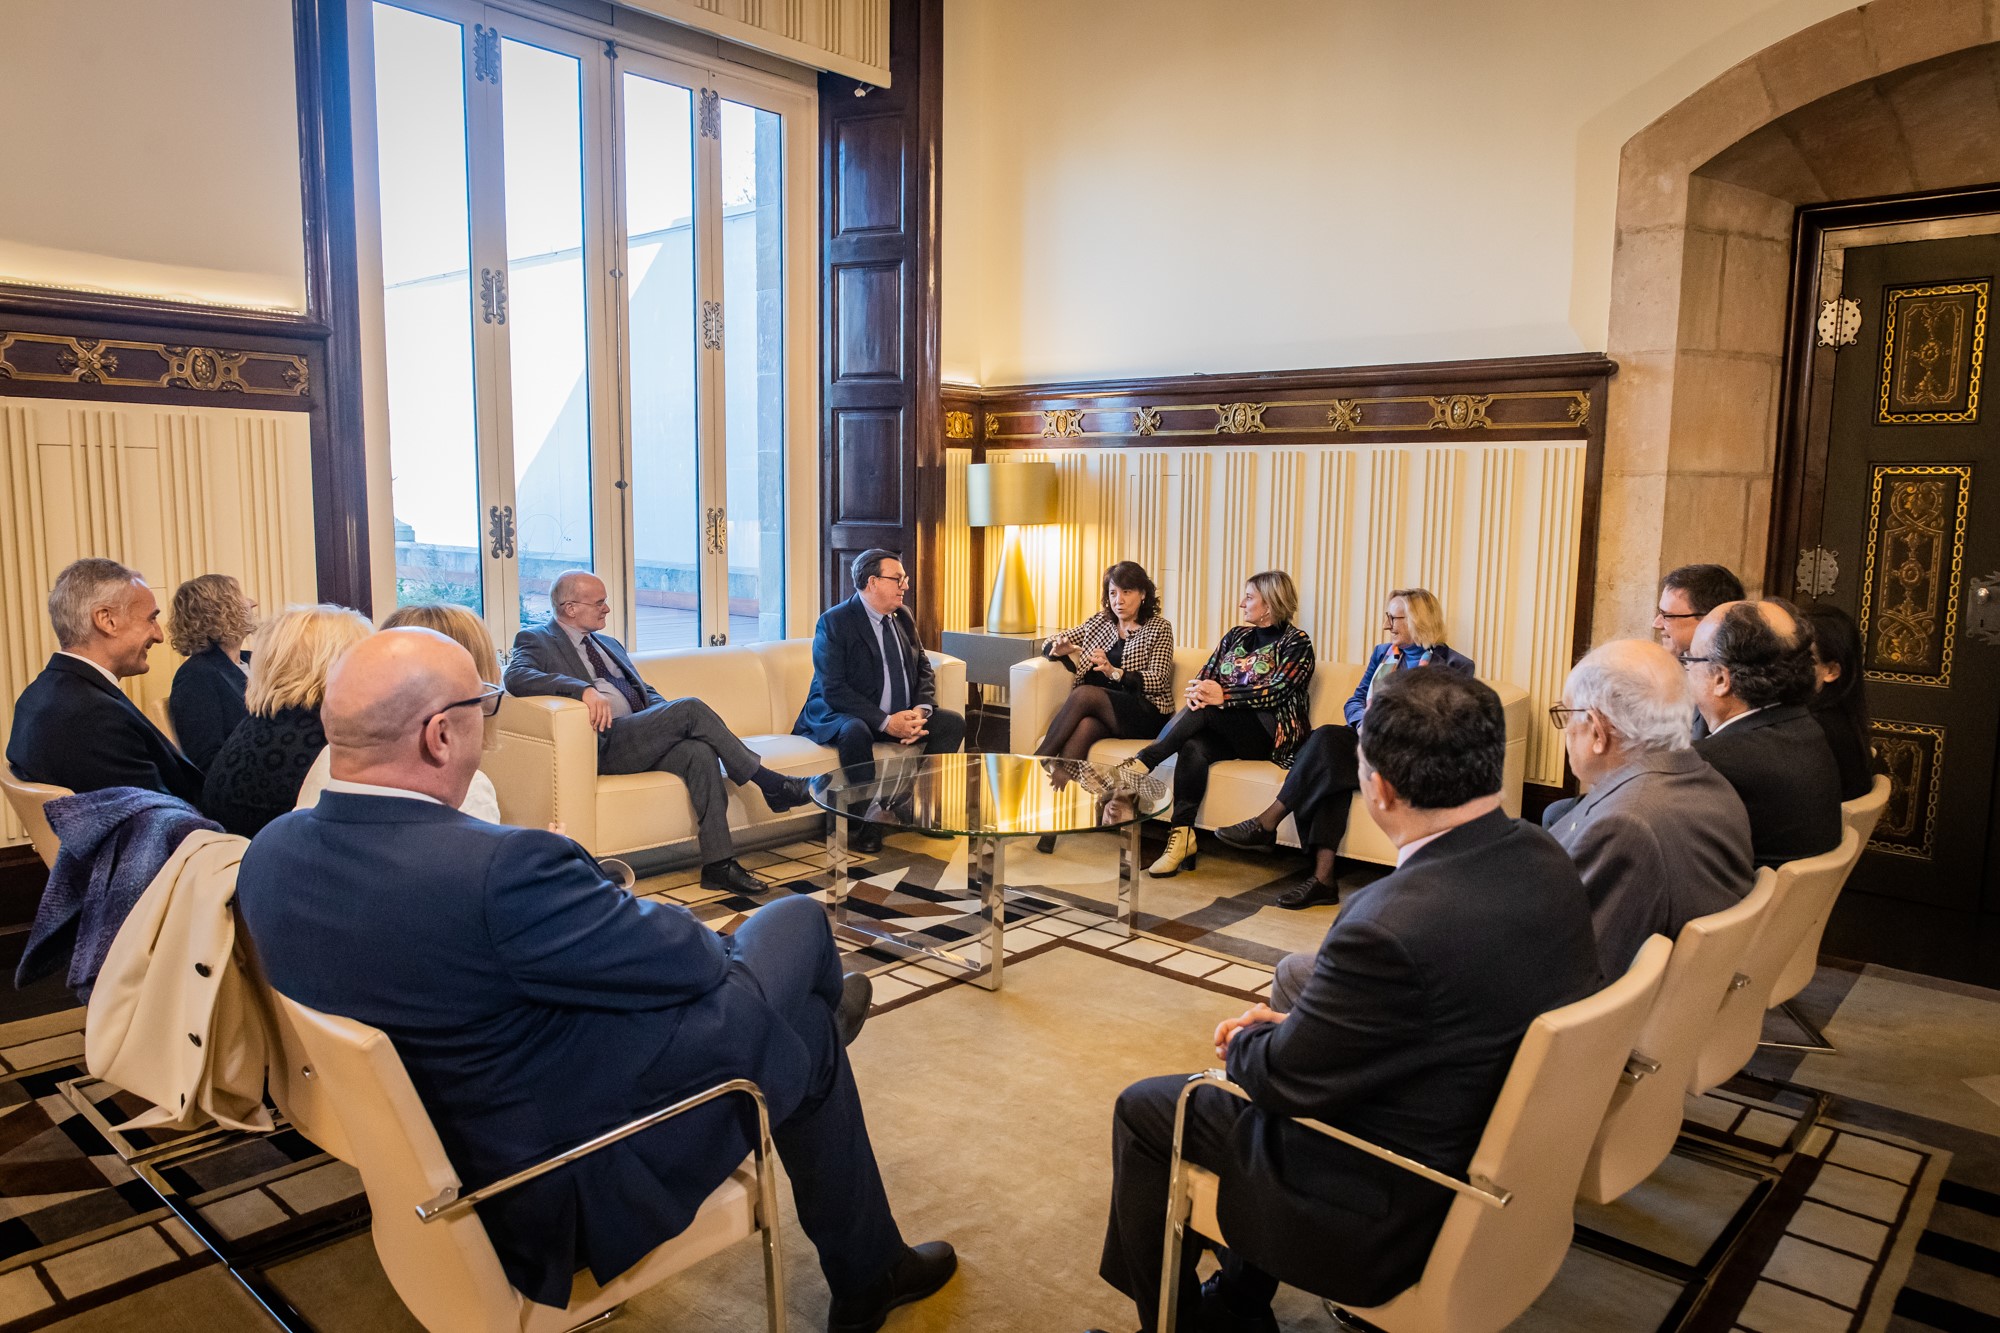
966,461,1059,527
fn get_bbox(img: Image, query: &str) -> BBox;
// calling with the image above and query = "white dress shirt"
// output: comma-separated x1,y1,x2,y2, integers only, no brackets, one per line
58,650,124,691
1706,703,1772,736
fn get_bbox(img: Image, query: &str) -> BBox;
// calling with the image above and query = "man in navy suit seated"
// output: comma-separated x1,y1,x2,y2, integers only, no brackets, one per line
793,549,965,852
505,568,813,896
7,558,204,805
238,628,956,1331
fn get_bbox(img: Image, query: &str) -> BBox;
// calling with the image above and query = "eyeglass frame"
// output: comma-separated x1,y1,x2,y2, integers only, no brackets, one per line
422,682,504,730
1546,703,1588,731
869,572,912,588
1653,609,1703,622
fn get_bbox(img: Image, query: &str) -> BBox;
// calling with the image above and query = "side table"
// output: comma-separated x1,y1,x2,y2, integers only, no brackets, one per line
941,627,1048,746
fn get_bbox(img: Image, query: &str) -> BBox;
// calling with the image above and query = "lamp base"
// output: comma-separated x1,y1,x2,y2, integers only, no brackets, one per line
984,525,1039,634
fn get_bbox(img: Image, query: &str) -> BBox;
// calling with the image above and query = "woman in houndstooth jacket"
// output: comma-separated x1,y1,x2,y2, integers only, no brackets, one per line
1035,562,1177,760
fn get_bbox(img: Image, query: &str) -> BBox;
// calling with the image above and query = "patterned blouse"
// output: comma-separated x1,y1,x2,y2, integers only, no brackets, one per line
1195,622,1317,768
1042,612,1177,716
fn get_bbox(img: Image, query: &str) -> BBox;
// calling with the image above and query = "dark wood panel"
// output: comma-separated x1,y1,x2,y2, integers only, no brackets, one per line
831,263,905,381
833,408,906,523
834,114,907,235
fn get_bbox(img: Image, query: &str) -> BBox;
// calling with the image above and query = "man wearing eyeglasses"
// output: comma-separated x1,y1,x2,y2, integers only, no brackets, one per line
505,569,814,896
793,549,966,854
238,628,958,1328
1543,639,1753,975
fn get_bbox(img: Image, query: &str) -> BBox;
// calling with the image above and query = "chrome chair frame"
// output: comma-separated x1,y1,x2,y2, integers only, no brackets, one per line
414,1077,789,1333
1157,1070,1510,1332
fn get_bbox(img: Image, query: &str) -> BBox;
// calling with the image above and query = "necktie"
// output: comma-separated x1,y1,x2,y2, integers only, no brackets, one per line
582,634,647,714
881,615,911,713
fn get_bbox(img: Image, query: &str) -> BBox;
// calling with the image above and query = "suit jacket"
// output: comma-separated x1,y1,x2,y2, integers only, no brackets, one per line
1344,642,1476,728
793,594,937,741
201,706,328,838
505,620,668,720
1696,703,1843,868
7,654,205,806
167,645,250,771
1220,810,1600,1306
1543,747,1754,976
237,793,816,1308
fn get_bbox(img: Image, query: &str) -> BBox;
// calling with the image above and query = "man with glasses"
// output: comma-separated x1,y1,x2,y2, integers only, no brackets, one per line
505,569,812,895
793,549,966,854
1543,639,1753,975
1688,599,1843,868
1654,563,1744,659
238,628,957,1329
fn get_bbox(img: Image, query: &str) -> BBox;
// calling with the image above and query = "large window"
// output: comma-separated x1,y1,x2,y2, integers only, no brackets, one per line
363,0,811,649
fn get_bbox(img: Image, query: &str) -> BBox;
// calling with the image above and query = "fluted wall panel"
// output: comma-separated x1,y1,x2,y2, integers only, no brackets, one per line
951,437,1586,785
0,397,317,845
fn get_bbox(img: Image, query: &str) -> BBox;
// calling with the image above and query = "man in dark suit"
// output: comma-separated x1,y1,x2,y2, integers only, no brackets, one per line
1690,599,1843,868
505,569,811,895
1091,669,1601,1333
7,558,204,805
1656,563,1744,741
793,550,965,853
241,628,955,1330
1546,639,1755,975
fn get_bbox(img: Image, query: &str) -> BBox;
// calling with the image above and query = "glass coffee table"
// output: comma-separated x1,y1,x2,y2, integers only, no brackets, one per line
809,753,1170,991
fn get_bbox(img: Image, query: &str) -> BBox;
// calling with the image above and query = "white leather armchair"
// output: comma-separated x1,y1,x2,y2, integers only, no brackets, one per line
487,638,965,862
1010,647,1529,867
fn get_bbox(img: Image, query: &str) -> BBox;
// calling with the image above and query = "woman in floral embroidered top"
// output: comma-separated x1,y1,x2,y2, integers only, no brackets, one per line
1118,570,1314,876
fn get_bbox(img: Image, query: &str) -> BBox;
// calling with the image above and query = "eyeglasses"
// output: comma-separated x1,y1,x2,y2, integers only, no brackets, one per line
1654,610,1702,621
872,573,911,588
1383,613,1407,624
1547,704,1586,730
561,598,610,612
1679,655,1715,668
423,682,504,729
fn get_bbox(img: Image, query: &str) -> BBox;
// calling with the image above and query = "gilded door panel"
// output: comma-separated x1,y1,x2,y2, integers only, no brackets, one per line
1878,281,1987,424
1856,464,1970,686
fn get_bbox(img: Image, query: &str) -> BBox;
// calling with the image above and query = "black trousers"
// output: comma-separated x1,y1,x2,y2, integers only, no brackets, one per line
1274,723,1361,853
825,708,968,782
728,896,907,1297
1100,1073,1281,1332
1136,706,1275,827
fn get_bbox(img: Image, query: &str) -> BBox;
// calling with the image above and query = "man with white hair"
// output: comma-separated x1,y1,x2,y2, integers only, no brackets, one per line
240,628,957,1329
1545,639,1755,974
7,557,204,804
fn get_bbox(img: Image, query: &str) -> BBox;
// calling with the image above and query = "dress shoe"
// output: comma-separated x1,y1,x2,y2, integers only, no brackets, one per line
1148,825,1198,876
1214,818,1277,851
699,858,768,896
761,773,815,813
826,1240,958,1333
1199,1273,1280,1332
835,971,873,1046
848,821,885,854
1036,832,1059,854
1276,874,1339,910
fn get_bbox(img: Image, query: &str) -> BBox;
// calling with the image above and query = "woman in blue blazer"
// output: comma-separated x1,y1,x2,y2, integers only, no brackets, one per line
166,574,258,769
1216,587,1474,908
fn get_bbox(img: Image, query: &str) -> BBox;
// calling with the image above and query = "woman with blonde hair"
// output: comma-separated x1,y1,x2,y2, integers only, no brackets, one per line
1116,570,1315,876
166,574,259,768
201,604,372,836
1217,585,1475,908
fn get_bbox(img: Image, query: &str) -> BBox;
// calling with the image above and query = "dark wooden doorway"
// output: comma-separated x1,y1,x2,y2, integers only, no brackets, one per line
1772,191,2000,987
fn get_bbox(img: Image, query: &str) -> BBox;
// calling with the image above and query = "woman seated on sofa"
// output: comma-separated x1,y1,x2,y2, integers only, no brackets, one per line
1032,561,1176,851
1217,586,1472,908
202,604,373,837
291,602,507,823
1116,570,1314,877
166,573,259,769
1804,603,1877,801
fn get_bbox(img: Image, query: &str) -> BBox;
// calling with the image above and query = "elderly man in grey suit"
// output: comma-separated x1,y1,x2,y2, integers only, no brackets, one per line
1544,639,1755,975
504,569,812,896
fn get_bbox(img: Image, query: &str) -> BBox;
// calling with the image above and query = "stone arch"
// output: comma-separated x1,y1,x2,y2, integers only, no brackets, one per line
1597,0,2000,639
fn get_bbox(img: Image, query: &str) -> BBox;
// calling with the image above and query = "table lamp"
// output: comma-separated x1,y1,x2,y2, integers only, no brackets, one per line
966,461,1060,633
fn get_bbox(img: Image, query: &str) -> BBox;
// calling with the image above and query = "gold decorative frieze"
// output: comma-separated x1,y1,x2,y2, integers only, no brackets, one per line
980,387,1593,442
1858,464,1970,687
1869,719,1944,859
1042,408,1084,437
1879,281,1986,425
1216,403,1266,434
0,332,310,397
943,409,974,440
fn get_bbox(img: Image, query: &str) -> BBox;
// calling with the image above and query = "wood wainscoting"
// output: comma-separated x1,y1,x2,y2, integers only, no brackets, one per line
934,354,1614,790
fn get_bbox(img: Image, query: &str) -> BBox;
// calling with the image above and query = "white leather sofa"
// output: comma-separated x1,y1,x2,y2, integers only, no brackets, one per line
487,638,965,864
1010,648,1528,867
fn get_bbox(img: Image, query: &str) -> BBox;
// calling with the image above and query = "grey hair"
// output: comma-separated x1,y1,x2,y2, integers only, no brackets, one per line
1564,640,1694,753
48,558,144,649
548,568,598,611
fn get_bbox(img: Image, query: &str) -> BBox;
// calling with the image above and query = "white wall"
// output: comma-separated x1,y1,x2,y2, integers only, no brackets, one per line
0,0,306,310
941,0,1859,385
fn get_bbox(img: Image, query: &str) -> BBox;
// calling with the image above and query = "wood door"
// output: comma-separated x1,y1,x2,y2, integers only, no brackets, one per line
1811,234,2000,941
